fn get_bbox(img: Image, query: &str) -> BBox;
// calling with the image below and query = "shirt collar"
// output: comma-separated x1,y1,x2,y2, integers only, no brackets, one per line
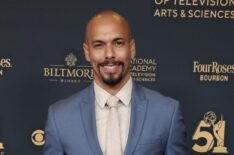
115,77,132,106
94,77,133,108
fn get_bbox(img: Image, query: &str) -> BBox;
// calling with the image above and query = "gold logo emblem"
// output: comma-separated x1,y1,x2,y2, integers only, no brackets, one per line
31,129,45,146
65,53,77,67
192,111,228,153
0,142,4,149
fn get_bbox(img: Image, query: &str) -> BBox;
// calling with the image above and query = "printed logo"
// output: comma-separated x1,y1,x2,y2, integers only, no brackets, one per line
0,58,12,77
193,61,234,82
131,58,157,82
43,52,93,84
31,129,45,146
65,53,77,67
153,0,234,19
192,111,228,153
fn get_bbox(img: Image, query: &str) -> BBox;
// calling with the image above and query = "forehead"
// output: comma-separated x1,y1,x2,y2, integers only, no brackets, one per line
86,16,130,42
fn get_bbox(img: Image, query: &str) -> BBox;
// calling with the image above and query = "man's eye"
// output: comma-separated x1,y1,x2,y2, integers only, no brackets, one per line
115,41,124,47
93,43,103,48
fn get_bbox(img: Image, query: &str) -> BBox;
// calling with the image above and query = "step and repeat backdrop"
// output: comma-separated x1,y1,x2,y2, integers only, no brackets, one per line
0,0,233,155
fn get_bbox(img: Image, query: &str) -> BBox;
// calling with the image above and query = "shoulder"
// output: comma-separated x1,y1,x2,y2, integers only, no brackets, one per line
135,83,179,109
136,84,178,104
49,85,92,113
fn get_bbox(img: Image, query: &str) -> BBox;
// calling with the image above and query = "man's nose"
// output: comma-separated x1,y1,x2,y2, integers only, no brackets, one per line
105,44,115,59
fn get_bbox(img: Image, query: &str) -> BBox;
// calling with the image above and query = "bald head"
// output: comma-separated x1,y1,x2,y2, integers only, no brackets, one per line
85,10,132,42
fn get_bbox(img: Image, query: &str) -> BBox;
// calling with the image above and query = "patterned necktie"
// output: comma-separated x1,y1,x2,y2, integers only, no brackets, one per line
105,96,122,155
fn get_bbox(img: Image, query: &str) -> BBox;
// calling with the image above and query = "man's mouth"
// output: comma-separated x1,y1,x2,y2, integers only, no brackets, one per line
103,65,118,73
98,61,123,74
99,60,122,67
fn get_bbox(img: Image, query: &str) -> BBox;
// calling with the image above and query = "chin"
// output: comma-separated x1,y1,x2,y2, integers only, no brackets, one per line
102,75,123,86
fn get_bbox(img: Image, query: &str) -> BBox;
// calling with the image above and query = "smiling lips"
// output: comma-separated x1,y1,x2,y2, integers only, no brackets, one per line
99,61,123,74
102,65,119,74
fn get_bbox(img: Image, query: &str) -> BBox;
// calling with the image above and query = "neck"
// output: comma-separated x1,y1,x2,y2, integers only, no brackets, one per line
94,73,131,95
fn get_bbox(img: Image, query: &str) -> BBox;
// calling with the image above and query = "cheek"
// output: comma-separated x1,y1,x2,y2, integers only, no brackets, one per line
88,52,104,63
118,52,132,62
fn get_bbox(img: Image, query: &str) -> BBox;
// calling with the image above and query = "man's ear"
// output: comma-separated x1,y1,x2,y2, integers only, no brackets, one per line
83,42,90,62
130,39,136,59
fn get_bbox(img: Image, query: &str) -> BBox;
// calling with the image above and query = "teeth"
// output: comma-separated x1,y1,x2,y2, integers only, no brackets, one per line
105,65,115,67
104,66,115,68
103,65,117,73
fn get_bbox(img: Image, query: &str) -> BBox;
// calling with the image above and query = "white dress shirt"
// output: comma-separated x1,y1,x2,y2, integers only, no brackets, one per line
94,78,132,155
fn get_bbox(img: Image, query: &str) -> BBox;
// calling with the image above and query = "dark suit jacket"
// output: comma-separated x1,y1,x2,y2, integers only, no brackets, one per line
43,82,188,155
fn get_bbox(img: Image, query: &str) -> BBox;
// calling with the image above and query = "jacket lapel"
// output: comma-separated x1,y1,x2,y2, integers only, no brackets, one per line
79,83,103,155
124,82,148,155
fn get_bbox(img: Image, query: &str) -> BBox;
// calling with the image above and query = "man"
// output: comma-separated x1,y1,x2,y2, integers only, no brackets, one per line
44,10,188,155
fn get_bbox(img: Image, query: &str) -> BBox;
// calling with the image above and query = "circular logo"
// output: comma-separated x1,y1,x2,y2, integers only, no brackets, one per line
31,129,45,146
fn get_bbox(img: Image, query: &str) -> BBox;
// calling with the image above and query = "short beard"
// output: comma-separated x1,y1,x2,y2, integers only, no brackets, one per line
98,60,124,86
101,73,123,86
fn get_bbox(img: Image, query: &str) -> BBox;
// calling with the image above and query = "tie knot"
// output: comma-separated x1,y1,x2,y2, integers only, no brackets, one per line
106,96,119,108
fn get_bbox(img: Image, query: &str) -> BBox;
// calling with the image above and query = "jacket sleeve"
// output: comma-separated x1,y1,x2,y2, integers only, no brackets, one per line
43,106,65,155
165,102,188,155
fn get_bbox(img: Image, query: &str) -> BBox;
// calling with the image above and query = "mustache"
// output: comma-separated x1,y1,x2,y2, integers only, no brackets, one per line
98,60,124,67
